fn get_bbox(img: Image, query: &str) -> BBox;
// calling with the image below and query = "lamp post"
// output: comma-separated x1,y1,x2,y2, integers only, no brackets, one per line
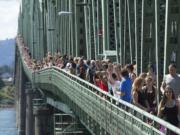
58,11,72,16
39,0,43,12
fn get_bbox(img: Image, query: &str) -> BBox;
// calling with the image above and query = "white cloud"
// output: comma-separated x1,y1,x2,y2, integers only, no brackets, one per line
0,0,19,40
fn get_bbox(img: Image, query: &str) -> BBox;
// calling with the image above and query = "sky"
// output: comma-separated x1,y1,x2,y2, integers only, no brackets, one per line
0,0,19,40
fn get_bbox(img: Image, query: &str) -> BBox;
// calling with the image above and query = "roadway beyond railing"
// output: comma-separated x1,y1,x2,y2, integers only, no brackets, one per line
17,45,180,135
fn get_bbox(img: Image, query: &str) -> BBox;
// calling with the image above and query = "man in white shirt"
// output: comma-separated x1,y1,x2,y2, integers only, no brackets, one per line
161,63,180,99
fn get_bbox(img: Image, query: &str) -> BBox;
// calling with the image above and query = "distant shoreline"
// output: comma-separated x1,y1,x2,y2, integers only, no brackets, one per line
0,104,15,109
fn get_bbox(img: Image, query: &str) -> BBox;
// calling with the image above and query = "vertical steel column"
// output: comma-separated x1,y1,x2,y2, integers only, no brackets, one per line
59,0,63,54
27,0,30,49
88,3,92,59
19,2,23,35
64,0,68,54
134,0,138,74
101,0,108,55
96,0,100,56
49,1,53,53
33,21,36,59
55,0,59,53
140,0,145,72
71,0,76,56
43,0,47,56
74,0,79,57
59,0,63,53
163,0,169,75
106,0,110,50
68,0,72,55
23,0,26,44
39,0,45,59
84,0,90,59
52,1,56,54
113,0,119,63
46,0,54,54
63,0,66,54
91,0,97,59
62,0,66,54
51,0,55,54
127,0,133,64
46,0,50,52
123,0,127,65
119,0,123,65
155,0,160,107
30,10,33,54
36,3,39,59
35,2,40,59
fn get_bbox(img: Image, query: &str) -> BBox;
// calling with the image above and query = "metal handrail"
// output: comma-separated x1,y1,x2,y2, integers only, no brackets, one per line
17,42,180,134
37,66,180,134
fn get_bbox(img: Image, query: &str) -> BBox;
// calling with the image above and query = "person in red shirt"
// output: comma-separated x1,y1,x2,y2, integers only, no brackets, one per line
100,75,108,92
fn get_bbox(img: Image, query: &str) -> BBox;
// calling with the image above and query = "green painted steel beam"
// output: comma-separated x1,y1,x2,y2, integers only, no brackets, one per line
134,0,138,74
119,0,123,65
123,0,127,65
163,0,169,76
70,0,76,56
101,1,108,55
84,0,90,59
91,0,98,60
155,0,160,105
113,0,119,63
74,0,79,57
127,0,133,64
140,0,144,73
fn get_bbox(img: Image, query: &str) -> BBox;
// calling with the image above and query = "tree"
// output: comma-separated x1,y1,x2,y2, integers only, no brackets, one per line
0,78,5,89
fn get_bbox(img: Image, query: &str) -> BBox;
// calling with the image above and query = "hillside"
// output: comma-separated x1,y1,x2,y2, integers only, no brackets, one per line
0,39,15,67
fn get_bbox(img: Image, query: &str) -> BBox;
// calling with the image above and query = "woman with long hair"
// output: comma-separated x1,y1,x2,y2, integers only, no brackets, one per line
143,76,157,114
158,86,179,126
132,77,150,111
158,86,179,134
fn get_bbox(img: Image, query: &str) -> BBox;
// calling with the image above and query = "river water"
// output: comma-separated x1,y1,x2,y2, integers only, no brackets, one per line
0,108,18,135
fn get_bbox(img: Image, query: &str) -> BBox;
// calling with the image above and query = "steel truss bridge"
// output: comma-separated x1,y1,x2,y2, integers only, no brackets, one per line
16,0,180,135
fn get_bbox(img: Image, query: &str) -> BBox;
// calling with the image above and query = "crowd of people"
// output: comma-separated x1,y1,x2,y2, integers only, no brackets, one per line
17,36,180,132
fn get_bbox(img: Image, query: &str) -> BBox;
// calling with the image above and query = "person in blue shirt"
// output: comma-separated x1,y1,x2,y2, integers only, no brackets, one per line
117,68,132,103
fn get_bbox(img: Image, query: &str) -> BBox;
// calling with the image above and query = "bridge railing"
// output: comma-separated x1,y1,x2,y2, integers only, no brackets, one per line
34,66,180,135
17,44,180,135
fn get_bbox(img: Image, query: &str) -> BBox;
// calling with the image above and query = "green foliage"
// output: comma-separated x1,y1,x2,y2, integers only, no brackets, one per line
0,78,5,89
0,86,15,105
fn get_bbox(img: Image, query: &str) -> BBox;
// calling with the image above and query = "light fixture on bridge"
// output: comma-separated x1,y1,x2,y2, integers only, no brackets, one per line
58,11,72,16
39,0,44,12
